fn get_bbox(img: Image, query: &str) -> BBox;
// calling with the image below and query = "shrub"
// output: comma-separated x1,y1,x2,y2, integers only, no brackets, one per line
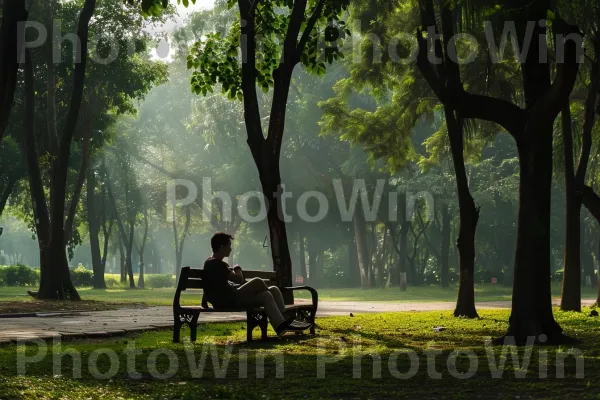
104,275,124,288
144,274,175,288
0,264,40,286
70,265,94,287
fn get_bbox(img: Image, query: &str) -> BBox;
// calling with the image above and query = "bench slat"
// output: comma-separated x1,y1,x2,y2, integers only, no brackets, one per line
179,267,275,290
184,278,204,289
241,270,276,280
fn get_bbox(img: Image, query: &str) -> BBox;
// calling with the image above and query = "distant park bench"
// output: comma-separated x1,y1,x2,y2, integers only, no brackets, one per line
173,266,318,342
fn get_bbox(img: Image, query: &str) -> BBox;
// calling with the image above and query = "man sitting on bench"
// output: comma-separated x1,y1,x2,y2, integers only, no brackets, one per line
202,232,311,336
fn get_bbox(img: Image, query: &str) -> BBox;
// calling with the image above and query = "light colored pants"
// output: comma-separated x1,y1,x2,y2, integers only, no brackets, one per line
235,277,287,329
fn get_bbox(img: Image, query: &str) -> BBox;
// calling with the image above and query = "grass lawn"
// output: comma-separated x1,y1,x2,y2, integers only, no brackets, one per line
0,283,597,313
1,308,599,399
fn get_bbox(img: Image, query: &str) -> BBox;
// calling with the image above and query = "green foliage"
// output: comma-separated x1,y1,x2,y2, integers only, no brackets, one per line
0,265,40,287
69,265,94,287
144,274,175,288
104,275,125,288
187,0,350,99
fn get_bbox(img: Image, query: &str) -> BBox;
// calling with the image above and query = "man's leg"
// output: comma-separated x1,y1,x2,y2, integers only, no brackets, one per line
254,292,286,329
268,286,286,314
236,278,286,329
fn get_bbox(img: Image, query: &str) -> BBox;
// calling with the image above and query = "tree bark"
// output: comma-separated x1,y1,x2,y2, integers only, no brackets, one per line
173,206,191,281
440,205,451,288
0,178,17,217
0,0,27,140
353,204,371,288
560,105,581,311
38,0,96,301
135,210,148,289
416,1,579,343
237,0,326,304
126,218,135,288
45,0,59,152
118,235,125,283
581,227,595,288
100,188,113,271
86,165,105,289
64,117,92,245
298,232,308,283
561,36,599,310
597,236,600,305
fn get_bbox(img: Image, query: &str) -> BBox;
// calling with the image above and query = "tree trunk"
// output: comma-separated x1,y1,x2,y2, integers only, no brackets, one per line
45,0,58,151
22,47,80,301
560,106,582,311
38,0,95,301
298,232,308,283
262,177,294,302
101,215,113,272
173,206,191,281
354,206,370,288
597,236,600,305
581,227,595,288
446,110,479,317
440,205,451,288
347,235,360,287
0,178,17,217
118,235,126,283
563,44,599,309
126,219,135,288
87,165,105,289
136,211,148,289
64,118,92,245
0,0,27,140
506,138,563,343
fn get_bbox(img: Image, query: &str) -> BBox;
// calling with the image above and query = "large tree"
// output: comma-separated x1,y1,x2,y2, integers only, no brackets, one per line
558,0,600,311
414,0,580,343
185,0,350,301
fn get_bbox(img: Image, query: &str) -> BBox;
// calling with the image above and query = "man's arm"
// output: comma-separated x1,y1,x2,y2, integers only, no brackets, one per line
226,263,244,284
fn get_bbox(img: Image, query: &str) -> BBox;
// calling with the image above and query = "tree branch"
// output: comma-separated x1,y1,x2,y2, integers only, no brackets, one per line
527,19,581,132
415,28,526,136
64,115,93,244
296,0,326,59
582,185,600,223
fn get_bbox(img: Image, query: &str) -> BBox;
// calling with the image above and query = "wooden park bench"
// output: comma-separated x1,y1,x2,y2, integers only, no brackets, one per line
173,266,318,342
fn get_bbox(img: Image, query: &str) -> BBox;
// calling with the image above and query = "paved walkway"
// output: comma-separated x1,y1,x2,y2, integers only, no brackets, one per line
0,299,595,345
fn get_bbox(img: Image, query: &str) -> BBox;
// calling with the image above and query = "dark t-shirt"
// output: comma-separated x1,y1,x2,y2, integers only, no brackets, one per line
202,257,239,308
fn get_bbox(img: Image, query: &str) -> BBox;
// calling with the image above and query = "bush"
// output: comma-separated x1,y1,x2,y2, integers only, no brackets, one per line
144,274,175,288
104,275,125,288
0,264,39,286
70,265,94,287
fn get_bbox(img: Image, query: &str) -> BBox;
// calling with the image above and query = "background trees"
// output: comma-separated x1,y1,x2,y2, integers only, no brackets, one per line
0,0,598,346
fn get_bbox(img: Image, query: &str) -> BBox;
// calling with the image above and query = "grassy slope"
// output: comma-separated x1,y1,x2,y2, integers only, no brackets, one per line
1,308,599,399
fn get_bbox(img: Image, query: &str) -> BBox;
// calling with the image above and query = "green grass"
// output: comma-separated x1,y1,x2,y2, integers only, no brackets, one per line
0,283,597,310
1,308,600,399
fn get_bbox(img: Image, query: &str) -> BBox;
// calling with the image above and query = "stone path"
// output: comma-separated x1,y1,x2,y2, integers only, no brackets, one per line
0,299,595,345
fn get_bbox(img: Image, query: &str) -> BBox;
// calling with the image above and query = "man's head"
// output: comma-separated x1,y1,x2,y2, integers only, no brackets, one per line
211,232,233,257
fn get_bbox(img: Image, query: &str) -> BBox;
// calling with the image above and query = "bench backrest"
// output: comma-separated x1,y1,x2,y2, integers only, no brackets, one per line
177,266,277,291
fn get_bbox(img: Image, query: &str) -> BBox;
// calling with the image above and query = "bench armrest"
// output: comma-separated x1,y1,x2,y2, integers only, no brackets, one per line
281,285,318,311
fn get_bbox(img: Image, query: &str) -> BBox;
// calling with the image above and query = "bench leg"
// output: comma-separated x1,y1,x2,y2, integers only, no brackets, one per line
259,314,268,340
189,314,200,343
246,328,252,342
173,319,182,343
246,311,256,342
